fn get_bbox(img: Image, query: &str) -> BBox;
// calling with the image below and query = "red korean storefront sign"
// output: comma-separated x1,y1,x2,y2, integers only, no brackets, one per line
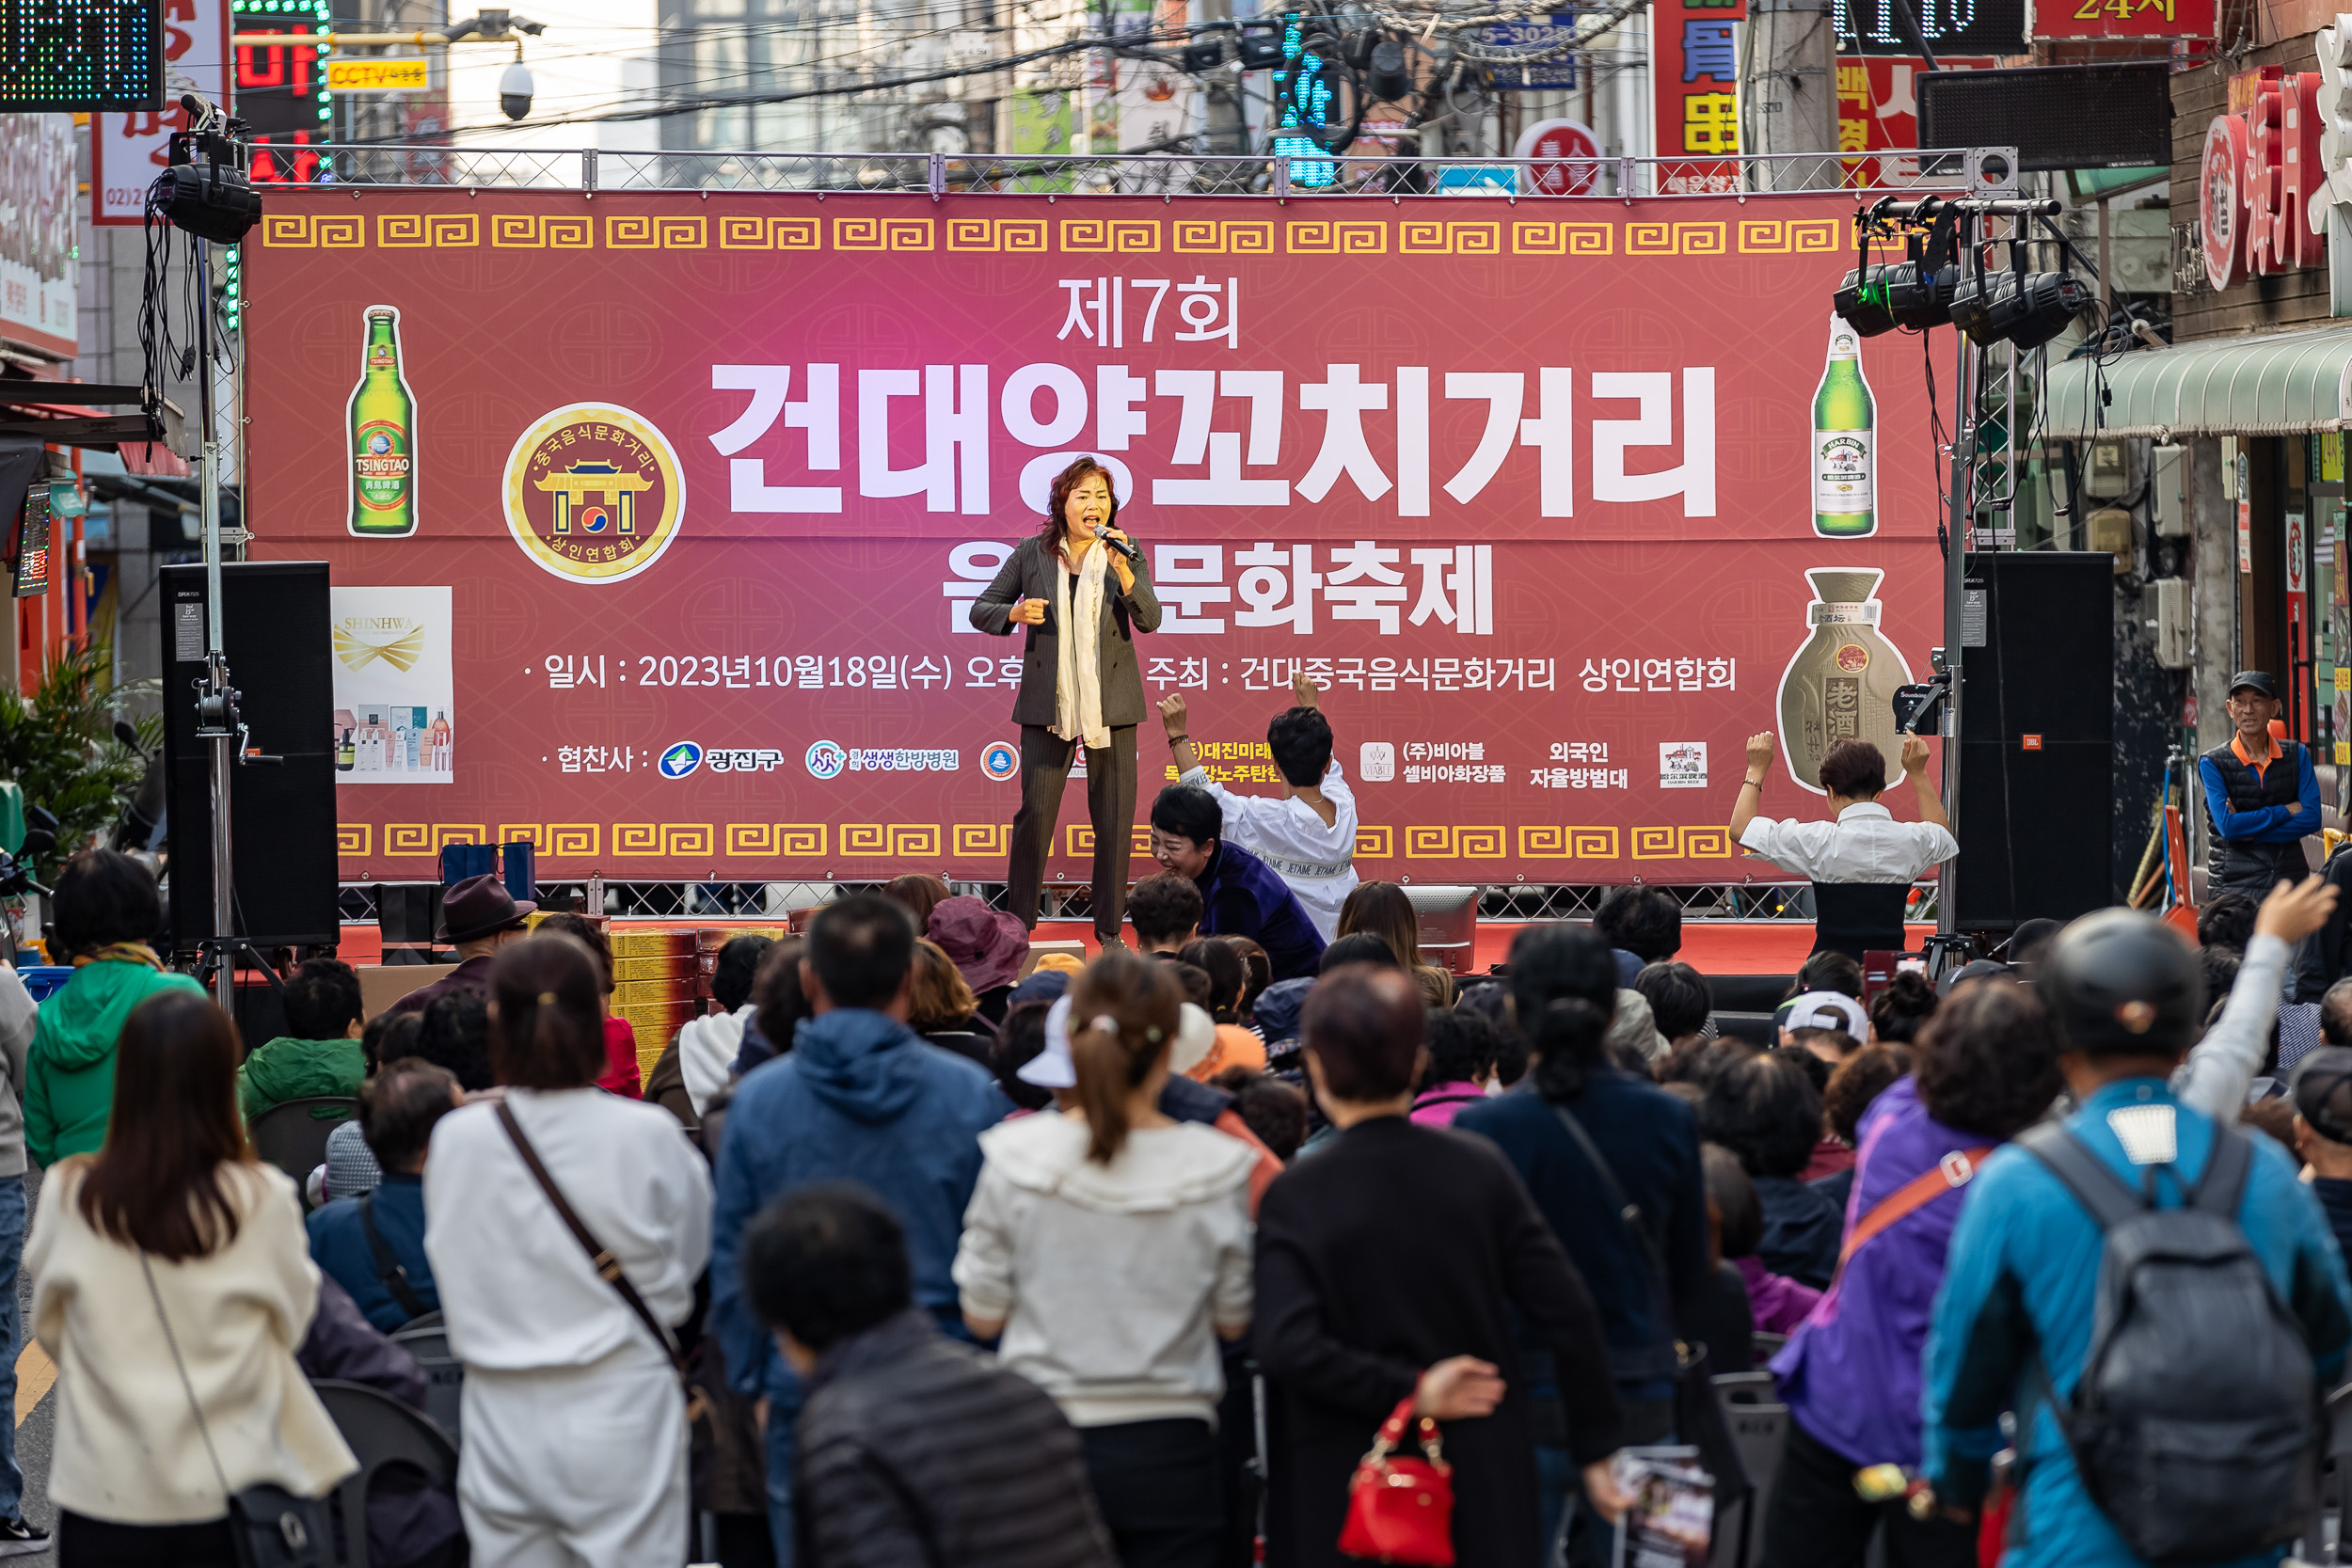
2203,66,2325,290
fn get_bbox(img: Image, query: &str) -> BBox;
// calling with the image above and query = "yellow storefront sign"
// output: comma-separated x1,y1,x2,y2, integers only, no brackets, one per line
325,57,430,92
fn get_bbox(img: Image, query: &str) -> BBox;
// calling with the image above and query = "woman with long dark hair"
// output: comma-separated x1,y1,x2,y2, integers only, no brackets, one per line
970,456,1161,946
1456,924,1709,1561
423,934,712,1567
28,990,355,1566
955,951,1254,1566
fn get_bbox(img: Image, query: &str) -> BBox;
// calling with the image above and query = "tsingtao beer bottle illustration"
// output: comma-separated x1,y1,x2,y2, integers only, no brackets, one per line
1813,316,1876,538
347,305,418,537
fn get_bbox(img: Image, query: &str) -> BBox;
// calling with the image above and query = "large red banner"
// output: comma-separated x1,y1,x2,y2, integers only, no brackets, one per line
243,190,1942,885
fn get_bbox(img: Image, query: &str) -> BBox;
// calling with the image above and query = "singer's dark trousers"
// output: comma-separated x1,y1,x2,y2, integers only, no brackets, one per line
1008,722,1136,941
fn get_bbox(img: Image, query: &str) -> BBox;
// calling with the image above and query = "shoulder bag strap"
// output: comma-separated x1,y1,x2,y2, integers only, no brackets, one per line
1833,1146,1995,1281
357,1194,432,1323
1549,1101,1677,1322
493,1099,691,1389
140,1253,238,1508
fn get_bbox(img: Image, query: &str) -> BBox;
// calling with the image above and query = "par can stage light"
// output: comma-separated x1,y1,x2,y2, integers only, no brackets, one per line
1949,267,2093,350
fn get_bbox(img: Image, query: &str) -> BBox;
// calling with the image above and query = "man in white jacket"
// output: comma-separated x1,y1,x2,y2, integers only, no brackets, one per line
1156,673,1358,942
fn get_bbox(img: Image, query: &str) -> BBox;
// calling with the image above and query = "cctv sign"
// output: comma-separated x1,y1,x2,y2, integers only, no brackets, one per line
325,55,428,90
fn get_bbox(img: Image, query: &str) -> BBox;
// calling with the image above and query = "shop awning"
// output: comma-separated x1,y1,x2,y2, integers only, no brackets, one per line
2042,327,2352,441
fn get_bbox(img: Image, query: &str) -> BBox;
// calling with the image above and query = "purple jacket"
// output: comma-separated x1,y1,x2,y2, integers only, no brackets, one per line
1770,1076,1986,1469
1735,1255,1820,1335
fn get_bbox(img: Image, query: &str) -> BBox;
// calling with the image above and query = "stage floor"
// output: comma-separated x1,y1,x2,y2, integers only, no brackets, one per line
335,918,1937,977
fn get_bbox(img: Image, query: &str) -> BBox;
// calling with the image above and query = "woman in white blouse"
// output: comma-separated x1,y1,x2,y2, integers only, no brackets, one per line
28,990,355,1567
424,932,712,1568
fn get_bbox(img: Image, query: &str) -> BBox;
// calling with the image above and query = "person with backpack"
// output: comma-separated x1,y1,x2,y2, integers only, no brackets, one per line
1761,978,2060,1568
1922,909,2352,1568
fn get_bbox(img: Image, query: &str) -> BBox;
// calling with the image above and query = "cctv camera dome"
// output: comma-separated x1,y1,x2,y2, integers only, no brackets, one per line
499,58,533,120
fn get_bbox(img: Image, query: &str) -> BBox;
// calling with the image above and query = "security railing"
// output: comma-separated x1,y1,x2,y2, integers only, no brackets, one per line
253,144,1977,200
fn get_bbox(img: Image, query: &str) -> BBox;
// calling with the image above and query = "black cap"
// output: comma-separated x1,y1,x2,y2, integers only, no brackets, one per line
2035,909,2205,1056
2294,1046,2352,1145
2228,671,2280,700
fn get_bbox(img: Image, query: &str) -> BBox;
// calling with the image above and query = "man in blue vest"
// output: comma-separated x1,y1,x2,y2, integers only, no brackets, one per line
1147,784,1327,981
2200,671,2321,901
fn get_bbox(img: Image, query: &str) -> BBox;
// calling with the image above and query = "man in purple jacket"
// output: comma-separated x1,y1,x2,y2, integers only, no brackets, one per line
1760,978,2062,1568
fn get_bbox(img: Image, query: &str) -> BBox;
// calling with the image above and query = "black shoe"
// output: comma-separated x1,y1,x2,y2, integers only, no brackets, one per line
0,1516,49,1557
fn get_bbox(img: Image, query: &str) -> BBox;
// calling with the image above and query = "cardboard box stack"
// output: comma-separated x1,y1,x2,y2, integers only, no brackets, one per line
612,928,698,1084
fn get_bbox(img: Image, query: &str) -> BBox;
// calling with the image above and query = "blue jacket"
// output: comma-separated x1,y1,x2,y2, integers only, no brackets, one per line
1456,1072,1708,1386
1197,842,1326,982
306,1173,437,1334
2201,742,2321,846
1923,1079,2352,1568
709,1007,1010,1412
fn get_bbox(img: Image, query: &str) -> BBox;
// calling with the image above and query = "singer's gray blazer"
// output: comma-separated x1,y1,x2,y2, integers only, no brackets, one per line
968,534,1162,728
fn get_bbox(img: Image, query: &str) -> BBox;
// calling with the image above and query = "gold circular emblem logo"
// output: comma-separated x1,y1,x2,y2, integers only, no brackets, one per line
501,403,685,584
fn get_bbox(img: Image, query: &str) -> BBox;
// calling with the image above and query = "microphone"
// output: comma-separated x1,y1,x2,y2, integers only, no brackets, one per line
1092,525,1141,563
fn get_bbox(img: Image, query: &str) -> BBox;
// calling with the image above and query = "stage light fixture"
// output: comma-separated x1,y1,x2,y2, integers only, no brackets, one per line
151,95,261,245
1881,261,1957,329
1834,266,1899,337
1948,266,2092,349
1368,38,1411,102
1182,38,1225,71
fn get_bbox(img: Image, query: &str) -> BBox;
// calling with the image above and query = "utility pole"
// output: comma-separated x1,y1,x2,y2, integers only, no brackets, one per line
1744,0,1835,187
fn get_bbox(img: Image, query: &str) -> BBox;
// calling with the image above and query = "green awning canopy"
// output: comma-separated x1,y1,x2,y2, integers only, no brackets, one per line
2043,327,2352,441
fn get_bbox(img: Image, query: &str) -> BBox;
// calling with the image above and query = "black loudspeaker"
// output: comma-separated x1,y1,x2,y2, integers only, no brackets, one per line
161,562,339,955
1954,552,2114,932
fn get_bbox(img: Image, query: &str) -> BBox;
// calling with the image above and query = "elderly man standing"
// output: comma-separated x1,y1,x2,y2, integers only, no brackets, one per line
2199,670,2321,901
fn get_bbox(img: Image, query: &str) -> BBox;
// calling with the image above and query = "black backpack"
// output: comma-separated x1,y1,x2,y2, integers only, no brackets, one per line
2016,1121,2318,1565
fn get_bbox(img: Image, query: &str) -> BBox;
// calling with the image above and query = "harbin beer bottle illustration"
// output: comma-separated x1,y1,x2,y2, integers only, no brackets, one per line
1813,315,1876,538
347,305,417,537
1775,567,1914,792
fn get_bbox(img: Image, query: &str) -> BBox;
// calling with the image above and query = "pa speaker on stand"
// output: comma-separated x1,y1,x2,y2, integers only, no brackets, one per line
160,561,339,970
1952,551,2115,933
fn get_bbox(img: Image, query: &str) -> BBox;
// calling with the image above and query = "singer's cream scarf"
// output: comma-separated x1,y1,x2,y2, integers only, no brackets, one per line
1051,538,1111,751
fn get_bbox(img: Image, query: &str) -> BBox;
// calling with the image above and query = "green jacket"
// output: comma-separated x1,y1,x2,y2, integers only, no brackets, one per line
26,960,206,1166
238,1037,366,1122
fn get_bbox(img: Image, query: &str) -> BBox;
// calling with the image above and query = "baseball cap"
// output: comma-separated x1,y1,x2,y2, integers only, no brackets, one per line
2293,1046,2352,1145
1784,990,1868,1038
2228,671,2280,700
1168,1004,1216,1076
1018,995,1078,1089
1017,996,1214,1088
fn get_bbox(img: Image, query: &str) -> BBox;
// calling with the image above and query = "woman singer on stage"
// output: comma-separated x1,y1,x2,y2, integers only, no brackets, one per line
970,456,1161,947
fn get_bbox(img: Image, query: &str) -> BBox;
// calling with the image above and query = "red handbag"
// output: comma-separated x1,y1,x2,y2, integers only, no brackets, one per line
1337,1395,1456,1566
